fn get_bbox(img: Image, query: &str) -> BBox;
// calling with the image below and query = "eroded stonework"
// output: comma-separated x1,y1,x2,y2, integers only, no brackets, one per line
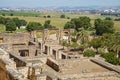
0,29,120,80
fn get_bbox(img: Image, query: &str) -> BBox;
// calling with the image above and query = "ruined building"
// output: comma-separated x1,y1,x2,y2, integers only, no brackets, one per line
0,29,120,80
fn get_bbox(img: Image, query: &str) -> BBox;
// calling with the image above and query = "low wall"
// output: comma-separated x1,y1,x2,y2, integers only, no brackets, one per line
91,58,120,74
46,58,59,72
9,53,27,67
58,71,119,80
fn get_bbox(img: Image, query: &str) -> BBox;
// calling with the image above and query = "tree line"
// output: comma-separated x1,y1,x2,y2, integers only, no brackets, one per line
64,16,114,36
0,16,27,32
26,20,56,32
63,16,120,65
0,16,56,32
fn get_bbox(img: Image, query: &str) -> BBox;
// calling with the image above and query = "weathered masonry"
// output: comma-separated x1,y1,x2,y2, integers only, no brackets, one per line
0,29,120,80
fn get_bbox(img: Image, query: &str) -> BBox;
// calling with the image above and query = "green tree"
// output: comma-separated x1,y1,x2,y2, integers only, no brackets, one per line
102,33,116,51
60,14,65,18
47,15,51,18
89,38,103,54
112,44,120,58
0,16,5,24
61,40,69,49
44,20,55,29
4,18,12,24
95,19,114,36
26,22,43,32
105,17,112,20
13,18,27,29
114,18,120,21
64,21,75,29
79,16,91,30
71,31,78,43
67,17,70,19
71,16,91,31
71,18,81,31
10,13,14,16
101,33,120,59
43,16,46,18
110,33,120,57
70,42,79,51
5,20,16,32
78,44,88,52
13,18,21,28
76,28,89,44
101,52,119,65
70,28,89,51
2,13,5,16
84,49,96,57
20,20,27,26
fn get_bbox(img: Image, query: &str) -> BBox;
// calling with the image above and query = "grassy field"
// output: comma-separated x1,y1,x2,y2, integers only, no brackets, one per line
0,12,120,31
4,16,70,29
0,11,41,17
0,24,26,33
0,24,5,32
114,21,120,31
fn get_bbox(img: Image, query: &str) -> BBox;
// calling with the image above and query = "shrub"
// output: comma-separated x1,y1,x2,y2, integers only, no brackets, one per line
114,18,120,21
83,49,96,57
106,56,119,65
47,15,51,18
101,52,119,65
105,17,112,20
60,14,65,18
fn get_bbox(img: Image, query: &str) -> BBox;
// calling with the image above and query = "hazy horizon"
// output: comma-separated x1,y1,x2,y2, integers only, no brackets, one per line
0,0,120,8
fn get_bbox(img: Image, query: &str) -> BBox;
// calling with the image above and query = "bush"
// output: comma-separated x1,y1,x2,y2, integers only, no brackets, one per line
114,18,120,21
106,56,119,65
101,52,119,65
47,15,51,18
43,16,46,18
83,50,96,57
101,52,116,59
105,17,112,20
5,20,16,32
60,14,65,18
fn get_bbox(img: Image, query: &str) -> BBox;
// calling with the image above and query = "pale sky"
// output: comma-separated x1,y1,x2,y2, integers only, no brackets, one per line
0,0,120,8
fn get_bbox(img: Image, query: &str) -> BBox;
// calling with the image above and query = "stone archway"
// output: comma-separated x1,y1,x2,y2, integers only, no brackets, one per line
33,29,74,44
36,30,43,38
47,29,59,40
61,29,74,44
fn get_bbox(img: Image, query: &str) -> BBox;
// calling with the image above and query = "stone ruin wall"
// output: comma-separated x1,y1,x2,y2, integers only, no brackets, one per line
0,33,39,58
58,71,120,80
11,45,37,57
46,58,59,72
0,33,30,45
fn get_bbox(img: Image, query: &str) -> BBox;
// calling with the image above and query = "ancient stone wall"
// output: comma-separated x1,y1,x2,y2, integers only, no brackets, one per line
0,57,16,80
0,33,30,45
58,71,120,80
46,58,59,72
11,44,37,57
46,76,53,80
0,44,12,52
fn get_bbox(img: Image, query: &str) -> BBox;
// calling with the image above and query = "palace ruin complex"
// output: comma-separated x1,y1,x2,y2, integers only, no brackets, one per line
0,29,120,80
